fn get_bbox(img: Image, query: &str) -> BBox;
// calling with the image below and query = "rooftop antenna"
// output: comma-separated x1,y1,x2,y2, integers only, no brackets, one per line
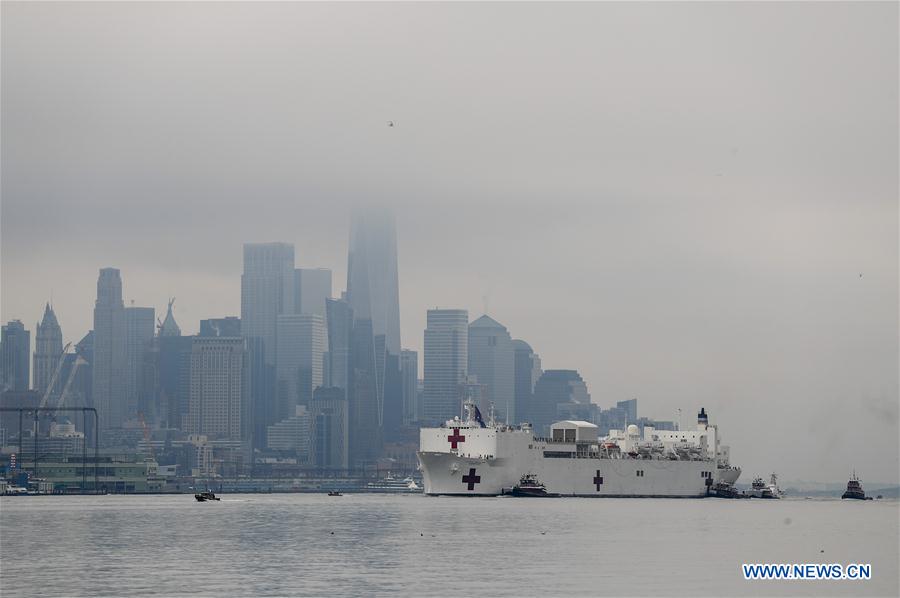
677,408,682,431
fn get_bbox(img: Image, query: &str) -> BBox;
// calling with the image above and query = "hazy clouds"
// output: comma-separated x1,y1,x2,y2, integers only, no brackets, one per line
2,2,897,483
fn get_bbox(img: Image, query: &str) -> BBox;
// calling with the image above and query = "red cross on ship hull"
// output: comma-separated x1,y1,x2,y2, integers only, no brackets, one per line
447,428,466,449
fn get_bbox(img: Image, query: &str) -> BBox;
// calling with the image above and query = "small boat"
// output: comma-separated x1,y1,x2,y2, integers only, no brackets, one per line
327,491,343,497
195,491,220,502
509,474,559,498
841,472,872,500
748,474,782,499
711,481,749,499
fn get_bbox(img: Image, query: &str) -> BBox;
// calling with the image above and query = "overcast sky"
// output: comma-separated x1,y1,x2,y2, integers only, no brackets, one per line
2,2,897,484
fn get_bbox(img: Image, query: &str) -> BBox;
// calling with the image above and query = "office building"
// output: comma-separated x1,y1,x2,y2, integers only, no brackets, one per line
125,306,155,423
467,315,515,423
325,298,353,394
400,349,418,426
422,309,468,424
92,268,127,429
310,386,349,470
512,339,542,425
617,398,637,424
275,313,326,421
33,303,63,397
185,337,246,441
530,369,592,435
346,209,402,453
294,268,332,319
241,242,295,446
266,405,311,457
1,320,30,392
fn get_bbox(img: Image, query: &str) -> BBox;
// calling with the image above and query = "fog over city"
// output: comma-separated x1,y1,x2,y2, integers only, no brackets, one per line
2,2,897,484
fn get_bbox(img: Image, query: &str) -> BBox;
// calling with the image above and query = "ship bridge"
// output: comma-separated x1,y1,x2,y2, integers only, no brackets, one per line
550,421,598,444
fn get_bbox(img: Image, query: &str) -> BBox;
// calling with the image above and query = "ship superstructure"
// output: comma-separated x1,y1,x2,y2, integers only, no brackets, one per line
417,403,741,497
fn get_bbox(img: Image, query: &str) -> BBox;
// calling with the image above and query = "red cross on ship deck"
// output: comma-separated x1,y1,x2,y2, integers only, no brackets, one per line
594,470,604,491
462,468,481,490
447,428,466,449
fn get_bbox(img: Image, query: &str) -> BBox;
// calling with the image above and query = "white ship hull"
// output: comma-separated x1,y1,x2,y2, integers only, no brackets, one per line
417,407,741,497
420,451,721,497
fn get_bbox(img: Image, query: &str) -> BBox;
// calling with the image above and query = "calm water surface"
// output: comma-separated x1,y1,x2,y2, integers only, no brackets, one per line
1,494,897,597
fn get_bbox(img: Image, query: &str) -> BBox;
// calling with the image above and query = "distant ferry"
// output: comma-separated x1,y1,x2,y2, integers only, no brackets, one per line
365,474,422,493
417,402,741,497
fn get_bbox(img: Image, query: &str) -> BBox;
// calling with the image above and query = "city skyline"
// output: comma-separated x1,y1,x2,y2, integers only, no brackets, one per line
2,2,897,484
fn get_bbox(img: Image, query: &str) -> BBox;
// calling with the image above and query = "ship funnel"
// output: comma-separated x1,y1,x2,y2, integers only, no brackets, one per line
697,408,709,430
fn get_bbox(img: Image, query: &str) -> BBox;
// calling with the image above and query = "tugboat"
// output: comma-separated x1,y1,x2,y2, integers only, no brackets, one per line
711,481,749,499
194,491,220,502
841,472,872,500
748,474,781,499
327,491,343,497
509,474,559,498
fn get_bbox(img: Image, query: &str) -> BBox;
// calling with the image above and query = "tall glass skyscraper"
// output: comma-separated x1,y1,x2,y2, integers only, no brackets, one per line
423,309,469,424
346,209,402,460
275,313,326,421
241,242,295,447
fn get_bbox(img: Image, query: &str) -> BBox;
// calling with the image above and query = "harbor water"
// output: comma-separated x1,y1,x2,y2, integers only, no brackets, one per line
1,494,897,597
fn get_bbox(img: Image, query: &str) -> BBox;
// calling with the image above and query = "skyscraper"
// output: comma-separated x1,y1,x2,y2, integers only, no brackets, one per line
294,268,332,319
275,313,326,422
1,320,30,392
325,298,353,394
530,369,592,435
310,386,349,470
617,398,638,424
33,303,63,396
513,339,542,425
467,315,515,423
74,331,94,413
423,309,468,424
92,268,126,429
125,306,155,422
400,349,418,426
346,209,402,451
241,242,295,447
186,337,246,441
349,317,379,464
156,306,193,431
158,298,181,337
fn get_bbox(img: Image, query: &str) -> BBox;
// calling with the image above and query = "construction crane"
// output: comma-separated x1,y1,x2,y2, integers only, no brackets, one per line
38,342,72,409
52,355,86,415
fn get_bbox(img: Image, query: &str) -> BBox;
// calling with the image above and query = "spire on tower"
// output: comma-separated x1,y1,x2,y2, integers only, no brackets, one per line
158,297,181,337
